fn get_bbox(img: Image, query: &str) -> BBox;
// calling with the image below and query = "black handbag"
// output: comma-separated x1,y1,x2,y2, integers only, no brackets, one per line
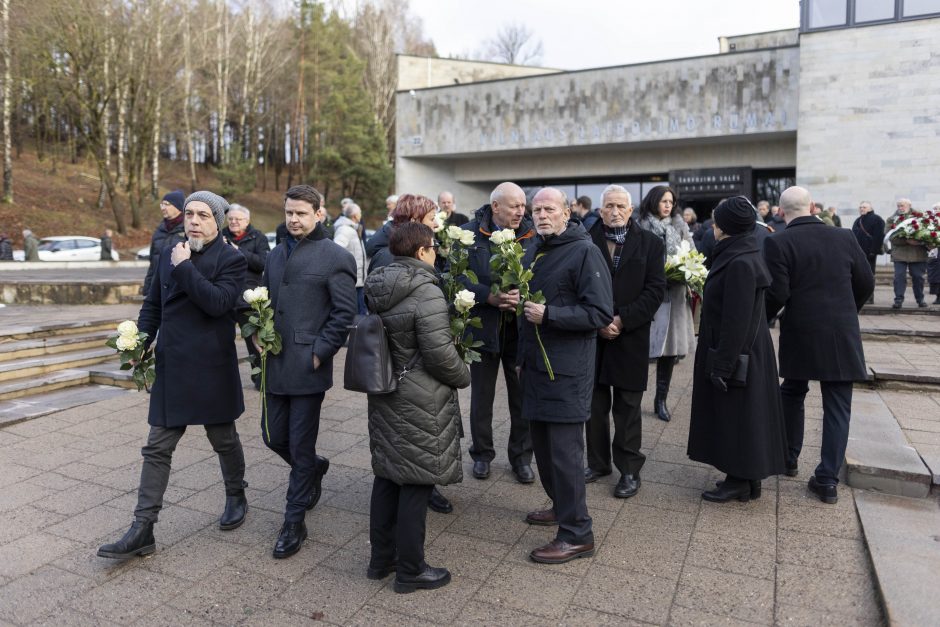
705,297,762,387
343,314,418,394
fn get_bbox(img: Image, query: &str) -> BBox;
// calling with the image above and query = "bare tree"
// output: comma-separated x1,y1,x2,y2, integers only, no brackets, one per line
1,0,11,203
483,22,544,65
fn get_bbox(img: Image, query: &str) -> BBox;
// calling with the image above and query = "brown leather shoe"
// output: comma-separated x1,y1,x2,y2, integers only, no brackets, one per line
529,539,594,564
525,508,557,526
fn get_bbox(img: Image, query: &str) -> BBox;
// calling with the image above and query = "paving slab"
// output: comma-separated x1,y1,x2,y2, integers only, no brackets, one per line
855,491,940,627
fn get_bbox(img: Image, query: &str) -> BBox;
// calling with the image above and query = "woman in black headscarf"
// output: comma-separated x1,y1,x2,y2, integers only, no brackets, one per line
688,197,787,502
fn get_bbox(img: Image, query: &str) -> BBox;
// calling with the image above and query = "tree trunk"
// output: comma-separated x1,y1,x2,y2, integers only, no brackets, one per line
215,0,229,164
150,1,162,199
182,9,197,191
1,0,12,203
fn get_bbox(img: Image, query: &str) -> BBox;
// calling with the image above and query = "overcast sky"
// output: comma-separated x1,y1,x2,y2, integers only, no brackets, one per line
408,0,801,70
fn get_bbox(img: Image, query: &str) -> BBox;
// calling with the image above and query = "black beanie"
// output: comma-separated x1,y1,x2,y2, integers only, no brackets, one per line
162,190,185,213
713,196,757,236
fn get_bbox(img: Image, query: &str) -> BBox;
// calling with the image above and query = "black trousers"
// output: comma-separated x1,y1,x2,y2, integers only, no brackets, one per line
780,379,853,485
469,325,531,467
369,477,433,576
263,392,325,522
135,423,245,524
530,420,593,545
586,385,646,476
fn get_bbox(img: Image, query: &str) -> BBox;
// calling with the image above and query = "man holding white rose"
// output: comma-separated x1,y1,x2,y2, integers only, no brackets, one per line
260,184,357,559
459,182,538,484
98,191,249,560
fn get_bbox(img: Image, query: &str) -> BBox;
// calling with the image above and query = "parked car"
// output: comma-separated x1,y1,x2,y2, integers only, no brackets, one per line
136,247,150,260
32,236,120,261
266,232,276,250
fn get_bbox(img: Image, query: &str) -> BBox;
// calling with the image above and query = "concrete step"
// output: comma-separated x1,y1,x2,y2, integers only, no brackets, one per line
0,347,116,383
862,304,940,316
860,328,940,343
0,317,128,341
854,491,940,626
845,391,932,497
0,384,131,428
866,365,940,392
0,329,114,362
0,368,90,401
87,361,138,389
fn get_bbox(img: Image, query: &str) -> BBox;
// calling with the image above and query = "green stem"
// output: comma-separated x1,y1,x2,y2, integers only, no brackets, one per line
534,326,554,381
261,353,270,442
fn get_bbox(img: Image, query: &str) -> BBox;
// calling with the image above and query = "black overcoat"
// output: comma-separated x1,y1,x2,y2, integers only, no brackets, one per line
851,211,886,257
263,223,357,396
223,224,270,289
688,234,787,479
459,204,538,353
518,222,613,423
588,219,666,392
763,216,874,381
143,219,186,295
138,236,247,428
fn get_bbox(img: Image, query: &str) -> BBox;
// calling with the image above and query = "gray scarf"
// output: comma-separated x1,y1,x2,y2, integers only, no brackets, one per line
638,214,685,256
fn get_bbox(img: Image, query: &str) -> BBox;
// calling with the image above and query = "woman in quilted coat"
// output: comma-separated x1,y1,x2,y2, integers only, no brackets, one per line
364,221,470,594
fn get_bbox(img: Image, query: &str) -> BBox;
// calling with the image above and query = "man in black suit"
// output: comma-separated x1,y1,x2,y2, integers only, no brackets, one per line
851,201,886,304
763,186,874,505
261,184,358,558
584,185,666,498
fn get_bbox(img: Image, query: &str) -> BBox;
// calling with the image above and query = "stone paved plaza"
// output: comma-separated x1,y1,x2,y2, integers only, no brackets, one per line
0,352,890,626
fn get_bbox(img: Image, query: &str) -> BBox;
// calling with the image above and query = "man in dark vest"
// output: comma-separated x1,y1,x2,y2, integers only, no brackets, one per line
260,184,357,558
584,185,666,498
98,191,249,559
764,186,874,505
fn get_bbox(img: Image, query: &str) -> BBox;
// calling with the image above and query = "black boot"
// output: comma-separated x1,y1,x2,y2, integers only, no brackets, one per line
307,456,330,511
654,357,675,422
97,520,156,559
219,492,247,530
273,521,307,559
716,479,761,499
702,476,752,503
428,487,453,514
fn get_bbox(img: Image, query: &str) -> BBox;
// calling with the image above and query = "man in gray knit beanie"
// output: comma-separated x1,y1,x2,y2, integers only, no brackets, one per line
179,191,229,254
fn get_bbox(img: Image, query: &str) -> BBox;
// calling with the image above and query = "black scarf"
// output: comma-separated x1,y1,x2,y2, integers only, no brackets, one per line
604,224,629,269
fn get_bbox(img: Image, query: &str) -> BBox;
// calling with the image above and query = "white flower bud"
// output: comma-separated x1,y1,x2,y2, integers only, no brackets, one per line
454,289,476,314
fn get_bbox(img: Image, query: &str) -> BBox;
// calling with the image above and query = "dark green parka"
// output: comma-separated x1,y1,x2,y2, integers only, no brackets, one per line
364,257,471,486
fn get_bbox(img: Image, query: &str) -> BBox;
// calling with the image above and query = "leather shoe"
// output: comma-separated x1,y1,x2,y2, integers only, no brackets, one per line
273,521,307,559
891,302,902,309
427,487,453,514
97,521,156,559
472,460,490,480
393,565,451,593
784,461,799,477
583,467,611,483
307,456,330,510
513,464,535,484
613,474,640,498
702,477,752,503
367,560,397,580
715,479,762,499
529,538,594,564
219,493,247,530
808,476,838,504
524,508,557,526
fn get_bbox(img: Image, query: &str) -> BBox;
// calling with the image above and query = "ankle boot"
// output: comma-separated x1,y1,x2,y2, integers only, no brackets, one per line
716,479,761,499
654,357,675,422
220,491,247,530
702,476,751,503
97,520,156,559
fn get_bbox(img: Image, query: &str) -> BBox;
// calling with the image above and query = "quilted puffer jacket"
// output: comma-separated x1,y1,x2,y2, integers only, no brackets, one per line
364,256,471,486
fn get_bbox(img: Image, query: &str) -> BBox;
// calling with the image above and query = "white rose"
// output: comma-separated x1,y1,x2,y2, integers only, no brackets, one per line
255,286,269,302
434,212,448,232
445,225,464,241
454,289,476,314
243,288,258,304
458,229,476,247
116,334,138,351
117,320,138,337
490,230,513,245
244,286,269,305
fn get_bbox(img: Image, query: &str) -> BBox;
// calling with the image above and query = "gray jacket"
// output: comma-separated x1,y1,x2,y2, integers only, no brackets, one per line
263,223,357,396
364,257,470,486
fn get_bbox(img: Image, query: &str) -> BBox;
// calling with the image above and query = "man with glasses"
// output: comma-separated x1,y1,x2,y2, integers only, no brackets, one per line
459,182,538,484
143,190,187,295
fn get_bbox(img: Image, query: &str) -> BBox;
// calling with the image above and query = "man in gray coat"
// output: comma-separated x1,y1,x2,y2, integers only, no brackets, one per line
261,184,357,559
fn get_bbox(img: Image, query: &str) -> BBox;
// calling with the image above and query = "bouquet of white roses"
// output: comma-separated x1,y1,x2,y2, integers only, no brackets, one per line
105,320,155,392
451,289,483,364
240,286,282,440
488,229,554,380
664,240,708,298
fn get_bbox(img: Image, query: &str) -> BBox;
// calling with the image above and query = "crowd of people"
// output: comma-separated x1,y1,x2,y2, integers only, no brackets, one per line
98,178,927,595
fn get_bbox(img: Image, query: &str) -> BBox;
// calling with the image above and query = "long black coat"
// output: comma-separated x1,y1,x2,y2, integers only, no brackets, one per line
851,211,886,258
223,224,269,289
263,223,357,396
588,219,666,392
138,236,247,428
688,234,786,480
764,216,874,381
518,222,613,423
459,204,538,353
143,218,186,295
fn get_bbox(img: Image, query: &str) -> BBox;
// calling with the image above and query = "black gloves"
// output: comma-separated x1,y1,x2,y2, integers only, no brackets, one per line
710,373,728,392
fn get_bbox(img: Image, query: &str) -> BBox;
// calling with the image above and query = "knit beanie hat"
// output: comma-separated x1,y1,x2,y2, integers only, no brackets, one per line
713,196,757,236
184,191,230,232
162,190,186,213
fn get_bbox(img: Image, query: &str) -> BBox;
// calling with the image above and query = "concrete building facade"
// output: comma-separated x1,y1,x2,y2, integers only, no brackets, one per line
394,3,940,222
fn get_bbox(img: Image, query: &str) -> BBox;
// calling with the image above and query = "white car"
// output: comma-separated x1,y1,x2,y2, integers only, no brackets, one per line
36,236,120,262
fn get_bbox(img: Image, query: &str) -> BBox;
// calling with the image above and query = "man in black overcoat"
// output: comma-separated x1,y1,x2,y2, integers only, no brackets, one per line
851,201,885,304
98,191,249,559
764,186,874,505
585,185,665,498
143,190,187,295
261,184,357,558
460,182,538,484
518,188,613,565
